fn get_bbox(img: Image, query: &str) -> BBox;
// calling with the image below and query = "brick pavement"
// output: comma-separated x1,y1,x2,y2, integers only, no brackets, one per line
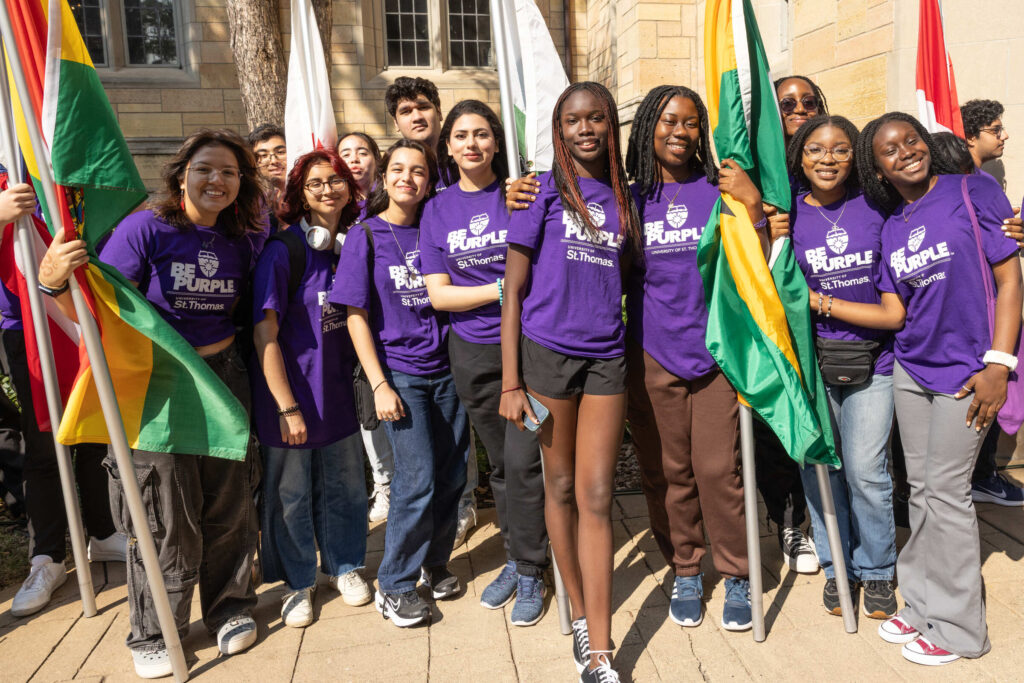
2,490,1024,682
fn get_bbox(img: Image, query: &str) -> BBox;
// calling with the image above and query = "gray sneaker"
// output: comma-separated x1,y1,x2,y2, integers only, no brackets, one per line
217,615,257,655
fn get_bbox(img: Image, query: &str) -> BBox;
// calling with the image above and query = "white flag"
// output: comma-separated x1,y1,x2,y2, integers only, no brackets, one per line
284,0,337,171
500,0,569,173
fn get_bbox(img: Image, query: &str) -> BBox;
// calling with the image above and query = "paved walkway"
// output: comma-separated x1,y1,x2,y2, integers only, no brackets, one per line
2,488,1024,682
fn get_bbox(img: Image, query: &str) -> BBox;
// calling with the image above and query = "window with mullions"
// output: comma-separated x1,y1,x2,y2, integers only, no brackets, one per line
69,0,107,67
385,0,431,67
448,0,491,68
123,0,178,66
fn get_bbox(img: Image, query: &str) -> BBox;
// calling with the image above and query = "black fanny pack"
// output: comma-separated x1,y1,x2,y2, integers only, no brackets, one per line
352,363,380,430
814,337,880,386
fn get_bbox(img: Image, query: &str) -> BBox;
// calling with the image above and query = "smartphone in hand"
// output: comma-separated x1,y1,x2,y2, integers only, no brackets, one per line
524,393,550,432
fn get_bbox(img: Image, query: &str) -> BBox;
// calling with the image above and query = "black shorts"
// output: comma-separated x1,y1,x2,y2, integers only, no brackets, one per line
521,335,626,399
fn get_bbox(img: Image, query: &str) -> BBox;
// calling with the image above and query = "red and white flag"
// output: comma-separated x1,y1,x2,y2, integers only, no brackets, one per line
915,0,963,136
284,0,337,172
0,172,80,432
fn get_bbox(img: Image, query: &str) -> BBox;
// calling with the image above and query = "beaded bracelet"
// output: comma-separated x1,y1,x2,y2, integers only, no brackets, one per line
497,277,504,306
817,292,823,316
826,294,834,318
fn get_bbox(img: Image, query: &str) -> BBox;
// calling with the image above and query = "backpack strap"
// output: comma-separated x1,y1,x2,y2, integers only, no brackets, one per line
266,228,307,302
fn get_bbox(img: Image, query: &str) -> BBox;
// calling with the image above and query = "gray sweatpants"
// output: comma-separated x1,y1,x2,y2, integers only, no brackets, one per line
893,362,990,658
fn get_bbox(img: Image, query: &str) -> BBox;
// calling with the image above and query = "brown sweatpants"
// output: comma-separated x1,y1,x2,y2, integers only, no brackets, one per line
626,342,748,578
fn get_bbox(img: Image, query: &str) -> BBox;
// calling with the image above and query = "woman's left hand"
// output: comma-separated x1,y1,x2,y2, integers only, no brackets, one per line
718,159,763,216
956,364,1010,431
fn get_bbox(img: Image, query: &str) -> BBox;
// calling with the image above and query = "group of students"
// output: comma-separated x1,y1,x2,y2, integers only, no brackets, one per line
1,70,1020,681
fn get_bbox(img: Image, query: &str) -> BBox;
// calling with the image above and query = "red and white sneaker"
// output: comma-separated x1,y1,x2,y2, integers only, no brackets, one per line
901,636,960,666
878,614,919,644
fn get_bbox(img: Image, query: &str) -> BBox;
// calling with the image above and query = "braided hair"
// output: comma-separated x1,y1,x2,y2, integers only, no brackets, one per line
550,81,641,252
855,111,958,212
773,75,829,116
785,115,860,193
625,86,718,198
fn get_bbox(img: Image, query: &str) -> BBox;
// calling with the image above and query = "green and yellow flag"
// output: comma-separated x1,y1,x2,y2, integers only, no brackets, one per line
6,0,250,459
698,0,837,467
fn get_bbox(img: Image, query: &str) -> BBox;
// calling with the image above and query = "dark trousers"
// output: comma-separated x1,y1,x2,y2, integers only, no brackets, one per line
0,355,25,518
107,344,258,649
449,332,548,576
971,424,1002,483
626,343,748,578
1,328,113,558
753,419,807,528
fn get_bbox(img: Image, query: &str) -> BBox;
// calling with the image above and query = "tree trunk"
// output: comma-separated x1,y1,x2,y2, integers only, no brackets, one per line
311,0,333,71
224,0,288,129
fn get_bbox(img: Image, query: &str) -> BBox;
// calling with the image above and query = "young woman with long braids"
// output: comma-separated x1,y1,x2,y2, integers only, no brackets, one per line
420,100,549,625
500,82,641,682
623,85,766,631
826,112,1022,665
251,149,372,628
38,129,266,677
786,115,899,619
775,75,830,142
330,139,470,629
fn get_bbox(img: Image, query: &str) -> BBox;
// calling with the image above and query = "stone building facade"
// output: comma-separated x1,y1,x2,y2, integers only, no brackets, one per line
83,0,1021,201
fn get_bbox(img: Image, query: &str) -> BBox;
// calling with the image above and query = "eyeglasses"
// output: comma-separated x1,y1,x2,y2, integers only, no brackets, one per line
779,95,819,115
255,146,287,165
803,144,852,162
304,176,347,193
187,165,240,181
979,125,1008,139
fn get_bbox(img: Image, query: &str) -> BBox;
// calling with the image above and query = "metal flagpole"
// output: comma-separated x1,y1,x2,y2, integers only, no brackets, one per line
815,464,857,632
739,405,764,641
0,9,189,681
489,0,572,637
0,54,96,618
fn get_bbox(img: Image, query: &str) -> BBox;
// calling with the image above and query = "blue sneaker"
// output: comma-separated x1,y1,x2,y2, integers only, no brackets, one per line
721,577,752,631
669,574,703,627
480,561,518,609
972,473,1024,506
510,573,546,626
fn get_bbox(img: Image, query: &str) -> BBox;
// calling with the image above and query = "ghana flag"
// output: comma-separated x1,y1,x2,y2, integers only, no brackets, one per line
698,0,837,467
5,0,250,459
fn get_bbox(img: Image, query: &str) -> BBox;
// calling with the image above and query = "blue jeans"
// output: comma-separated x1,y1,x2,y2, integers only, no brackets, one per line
377,369,469,593
800,373,896,581
260,431,368,591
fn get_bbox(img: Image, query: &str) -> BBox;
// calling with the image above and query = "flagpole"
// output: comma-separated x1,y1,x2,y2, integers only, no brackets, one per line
490,0,573,637
738,405,765,640
815,464,857,632
0,55,96,618
0,10,189,682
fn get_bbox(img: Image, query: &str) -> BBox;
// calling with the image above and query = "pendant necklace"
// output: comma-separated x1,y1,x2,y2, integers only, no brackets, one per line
901,179,936,223
812,190,849,230
382,211,420,276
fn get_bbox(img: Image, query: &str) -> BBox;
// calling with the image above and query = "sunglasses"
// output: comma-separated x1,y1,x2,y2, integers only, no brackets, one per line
779,95,819,115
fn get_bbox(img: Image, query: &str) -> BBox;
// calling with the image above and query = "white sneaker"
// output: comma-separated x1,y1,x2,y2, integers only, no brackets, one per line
11,556,66,617
368,483,390,523
453,505,477,549
131,644,172,679
88,532,128,562
281,587,315,628
217,615,257,655
779,526,819,574
330,570,372,606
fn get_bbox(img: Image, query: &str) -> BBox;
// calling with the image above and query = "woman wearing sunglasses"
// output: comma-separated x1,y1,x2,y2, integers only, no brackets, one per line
776,76,829,142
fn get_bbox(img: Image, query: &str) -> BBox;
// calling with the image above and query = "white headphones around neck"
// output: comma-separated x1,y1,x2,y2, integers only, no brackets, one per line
300,218,343,255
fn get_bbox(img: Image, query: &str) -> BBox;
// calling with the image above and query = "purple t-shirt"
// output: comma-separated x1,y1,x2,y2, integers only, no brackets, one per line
626,176,718,379
0,276,21,330
329,215,449,376
507,173,626,358
419,180,507,344
100,210,259,346
791,191,894,376
250,224,358,448
878,174,1018,393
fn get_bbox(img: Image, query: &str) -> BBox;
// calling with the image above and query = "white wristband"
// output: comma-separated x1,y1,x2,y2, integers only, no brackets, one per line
983,349,1018,372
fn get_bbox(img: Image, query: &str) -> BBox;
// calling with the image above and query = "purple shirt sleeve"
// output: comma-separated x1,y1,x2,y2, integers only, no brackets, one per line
417,199,447,276
100,214,151,282
329,224,371,310
965,175,1018,265
251,239,291,325
506,182,550,250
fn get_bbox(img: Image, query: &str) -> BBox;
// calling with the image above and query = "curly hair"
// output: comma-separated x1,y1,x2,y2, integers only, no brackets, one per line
385,77,441,118
436,99,509,192
960,99,1004,139
152,128,266,238
625,85,718,198
550,81,641,253
773,75,830,117
276,149,360,229
855,112,958,212
931,132,974,174
363,139,439,219
785,115,860,193
246,123,284,148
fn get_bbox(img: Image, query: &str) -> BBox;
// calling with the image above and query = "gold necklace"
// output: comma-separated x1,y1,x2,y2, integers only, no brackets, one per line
901,179,936,223
812,190,849,229
662,181,685,208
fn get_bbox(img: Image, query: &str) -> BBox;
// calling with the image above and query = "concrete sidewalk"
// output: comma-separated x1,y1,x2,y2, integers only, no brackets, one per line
2,491,1024,682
